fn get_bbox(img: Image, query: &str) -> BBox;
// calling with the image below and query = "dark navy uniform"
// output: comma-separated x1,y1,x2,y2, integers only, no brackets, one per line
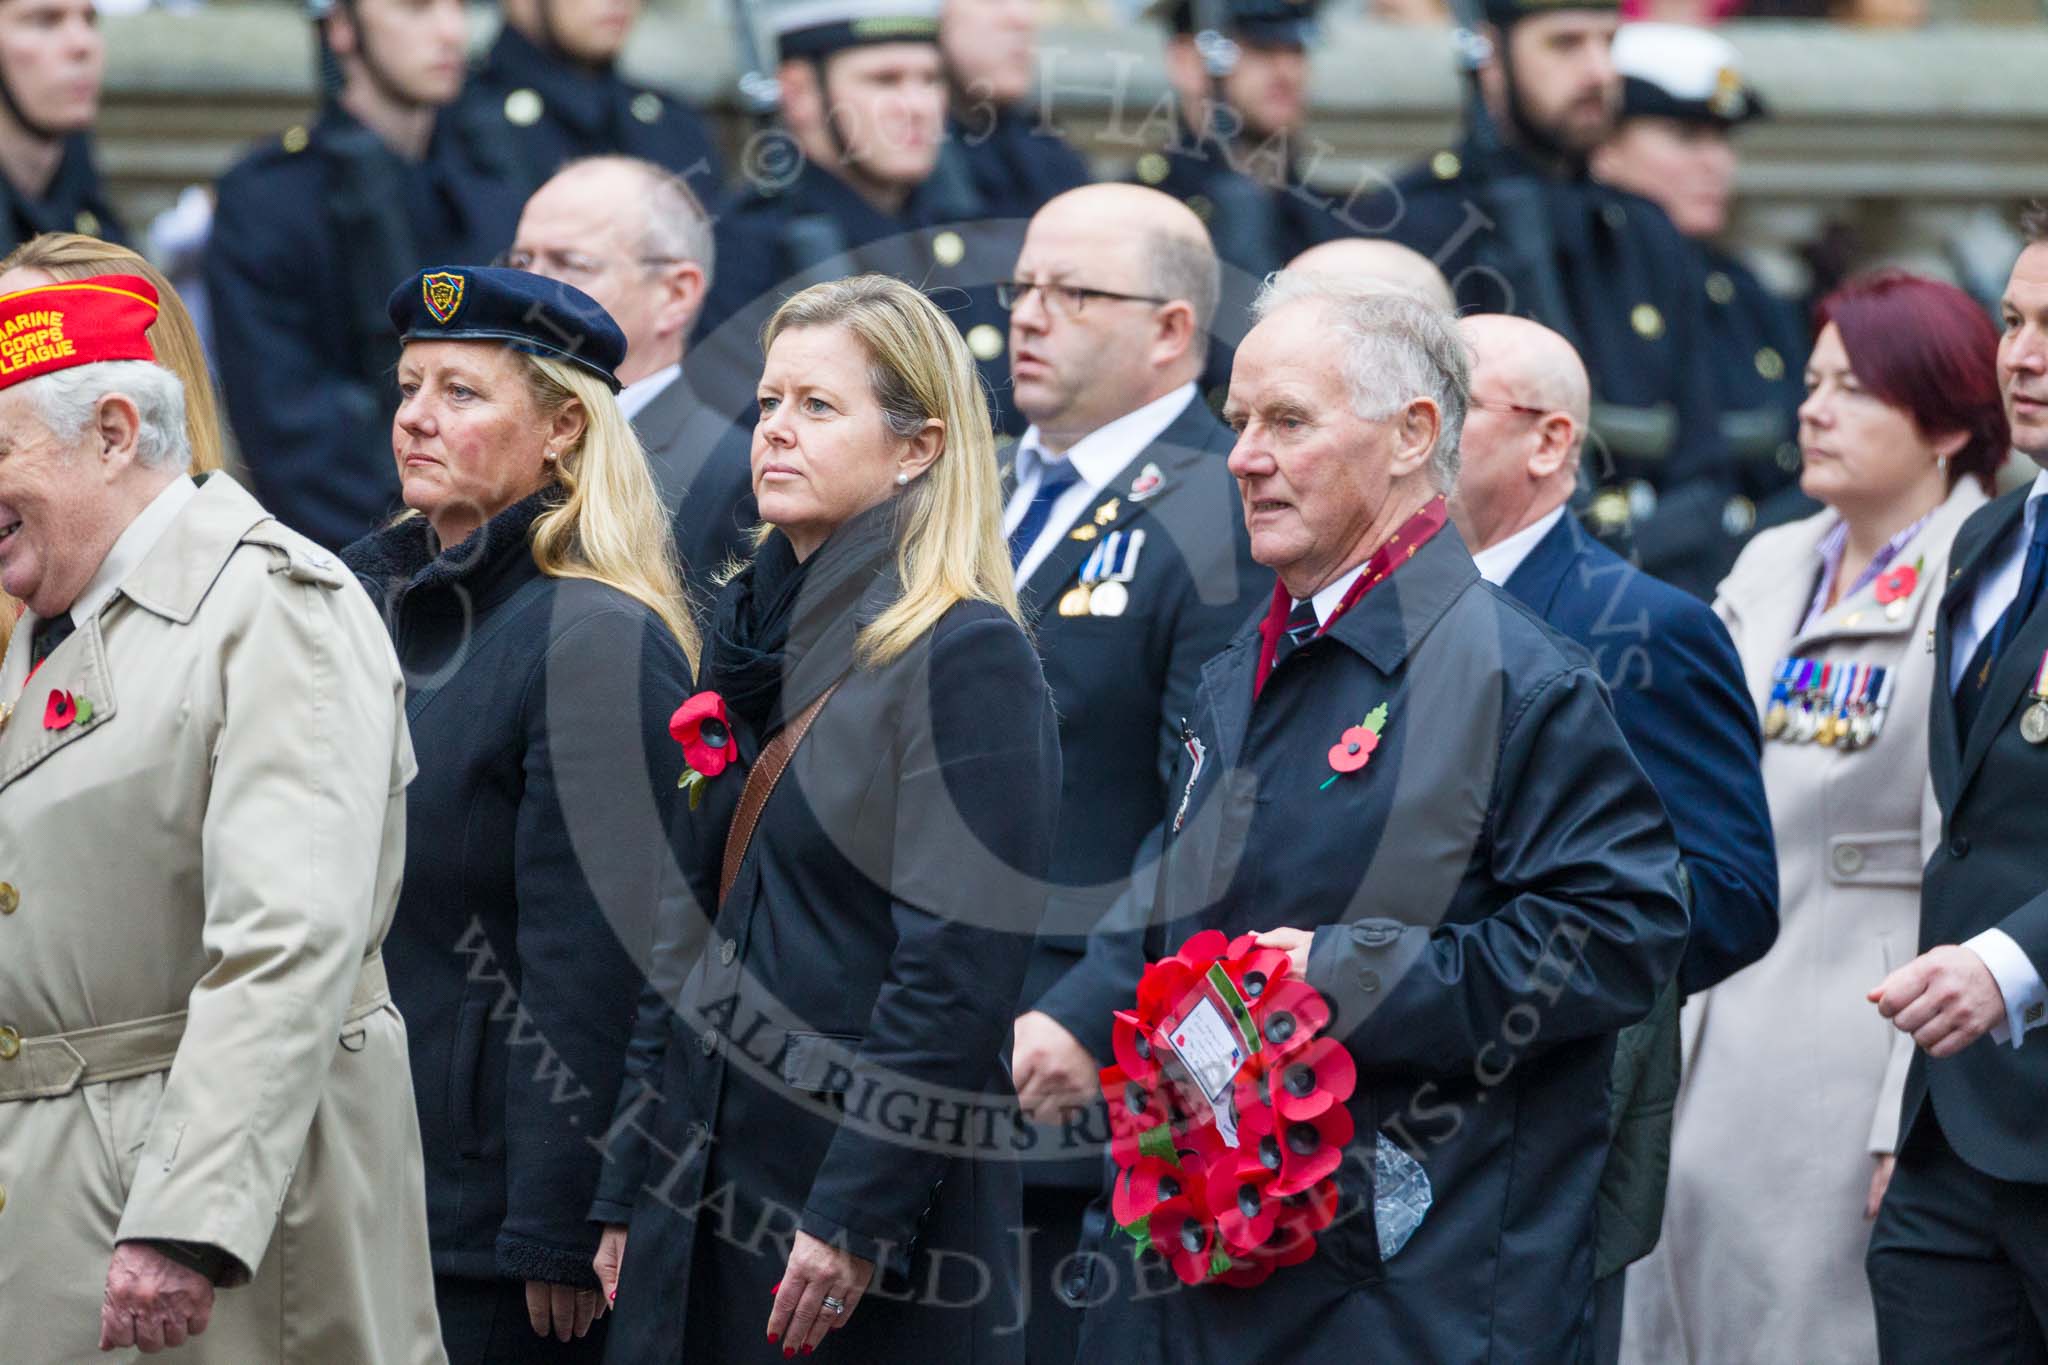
206,108,523,549
1133,125,1342,287
455,21,723,203
689,157,1020,433
951,103,1091,223
1600,19,1815,590
1702,243,1812,532
1370,142,1728,596
0,133,124,256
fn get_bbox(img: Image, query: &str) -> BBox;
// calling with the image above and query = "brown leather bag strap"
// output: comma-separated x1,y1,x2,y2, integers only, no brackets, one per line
719,680,843,908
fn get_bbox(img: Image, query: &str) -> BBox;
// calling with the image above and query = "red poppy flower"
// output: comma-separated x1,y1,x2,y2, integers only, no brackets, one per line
1269,1036,1358,1122
1103,1068,1177,1167
1242,1099,1354,1196
1111,1155,1198,1226
1134,956,1198,1026
1327,725,1380,774
1170,928,1232,973
668,691,734,777
43,689,75,731
1253,978,1333,1063
1111,1010,1163,1085
1206,1160,1279,1253
1149,1199,1223,1285
1218,943,1292,1016
1875,563,1919,605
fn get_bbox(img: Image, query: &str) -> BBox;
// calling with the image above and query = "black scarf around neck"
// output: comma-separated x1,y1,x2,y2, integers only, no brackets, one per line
705,498,902,736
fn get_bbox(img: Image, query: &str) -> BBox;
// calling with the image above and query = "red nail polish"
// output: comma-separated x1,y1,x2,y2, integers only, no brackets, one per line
783,1349,795,1359
767,1333,779,1344
771,1281,782,1295
801,1347,814,1357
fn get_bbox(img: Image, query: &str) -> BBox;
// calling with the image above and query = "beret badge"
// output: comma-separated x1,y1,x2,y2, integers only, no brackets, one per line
422,271,466,326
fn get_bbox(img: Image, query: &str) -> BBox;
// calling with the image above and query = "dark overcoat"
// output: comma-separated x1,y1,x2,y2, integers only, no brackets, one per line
1020,395,1266,1190
630,373,757,605
1906,483,2048,1181
593,591,1062,1364
1046,525,1689,1363
342,498,694,1352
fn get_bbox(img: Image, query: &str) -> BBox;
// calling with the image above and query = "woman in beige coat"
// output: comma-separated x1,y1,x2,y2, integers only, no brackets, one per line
1623,272,2007,1364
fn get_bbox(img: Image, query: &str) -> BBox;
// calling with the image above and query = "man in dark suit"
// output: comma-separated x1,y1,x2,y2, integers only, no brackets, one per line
1001,182,1265,1363
1866,211,2048,1361
1453,313,1778,1361
507,155,754,600
1043,273,1687,1364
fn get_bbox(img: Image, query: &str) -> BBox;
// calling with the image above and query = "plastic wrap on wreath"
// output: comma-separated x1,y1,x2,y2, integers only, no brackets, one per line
1373,1134,1432,1261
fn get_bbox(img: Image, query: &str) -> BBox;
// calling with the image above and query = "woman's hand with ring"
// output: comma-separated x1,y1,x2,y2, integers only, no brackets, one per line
766,1230,875,1356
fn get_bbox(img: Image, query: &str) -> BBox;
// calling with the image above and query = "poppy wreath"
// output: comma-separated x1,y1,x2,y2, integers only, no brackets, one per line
1097,929,1355,1288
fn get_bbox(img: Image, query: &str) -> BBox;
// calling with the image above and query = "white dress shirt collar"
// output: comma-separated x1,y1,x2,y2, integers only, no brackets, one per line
1302,562,1366,628
70,474,199,624
1007,382,1198,583
617,363,681,421
1472,506,1567,587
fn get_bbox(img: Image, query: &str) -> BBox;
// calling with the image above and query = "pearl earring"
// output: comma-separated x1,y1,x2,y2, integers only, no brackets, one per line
896,471,911,486
544,449,559,464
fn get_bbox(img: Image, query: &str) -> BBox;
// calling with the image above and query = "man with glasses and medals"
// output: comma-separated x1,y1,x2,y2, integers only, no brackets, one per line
206,0,522,550
995,183,1266,1364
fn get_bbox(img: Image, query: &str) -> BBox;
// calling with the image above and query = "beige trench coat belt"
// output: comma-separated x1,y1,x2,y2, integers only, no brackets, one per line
0,952,391,1103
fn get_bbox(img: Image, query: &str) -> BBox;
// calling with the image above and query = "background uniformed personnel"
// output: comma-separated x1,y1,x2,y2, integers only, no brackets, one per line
1593,22,1816,558
454,0,724,208
941,0,1091,224
205,0,523,550
687,0,1021,433
1363,0,1734,597
0,0,122,256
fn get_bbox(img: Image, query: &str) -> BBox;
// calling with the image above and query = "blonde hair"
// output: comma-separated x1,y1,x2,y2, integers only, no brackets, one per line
520,354,700,669
760,276,1019,667
0,233,226,477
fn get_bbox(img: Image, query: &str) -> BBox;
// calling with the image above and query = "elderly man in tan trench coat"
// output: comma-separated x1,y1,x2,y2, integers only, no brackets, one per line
0,274,444,1360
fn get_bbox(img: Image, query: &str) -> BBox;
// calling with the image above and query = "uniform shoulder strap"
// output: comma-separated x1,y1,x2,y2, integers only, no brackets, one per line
718,679,843,908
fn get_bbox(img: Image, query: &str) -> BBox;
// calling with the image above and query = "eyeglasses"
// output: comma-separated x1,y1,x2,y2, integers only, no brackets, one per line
495,248,687,281
996,280,1171,317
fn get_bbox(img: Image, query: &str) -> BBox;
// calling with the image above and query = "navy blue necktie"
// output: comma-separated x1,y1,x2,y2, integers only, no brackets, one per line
1956,508,2048,738
29,612,75,668
1008,459,1082,568
1268,597,1321,674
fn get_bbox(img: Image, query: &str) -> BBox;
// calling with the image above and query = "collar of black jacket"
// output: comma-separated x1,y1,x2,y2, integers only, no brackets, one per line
340,490,555,616
481,22,616,136
1307,522,1481,675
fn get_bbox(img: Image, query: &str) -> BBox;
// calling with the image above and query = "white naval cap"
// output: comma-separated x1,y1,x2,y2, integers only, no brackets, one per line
1612,22,1767,126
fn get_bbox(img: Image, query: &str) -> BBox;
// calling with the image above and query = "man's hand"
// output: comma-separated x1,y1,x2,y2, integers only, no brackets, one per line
1869,945,2008,1058
99,1241,214,1354
1012,1010,1099,1127
1253,927,1314,979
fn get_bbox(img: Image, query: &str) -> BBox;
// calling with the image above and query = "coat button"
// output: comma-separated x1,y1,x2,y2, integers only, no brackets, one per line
1357,970,1380,994
1832,844,1865,876
0,883,16,915
0,1183,7,1214
719,938,737,966
686,1121,709,1145
1949,835,1971,859
699,1031,718,1057
0,1026,18,1061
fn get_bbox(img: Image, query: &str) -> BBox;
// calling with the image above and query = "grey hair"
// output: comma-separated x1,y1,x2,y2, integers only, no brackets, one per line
1147,225,1221,341
25,360,190,471
1251,270,1470,492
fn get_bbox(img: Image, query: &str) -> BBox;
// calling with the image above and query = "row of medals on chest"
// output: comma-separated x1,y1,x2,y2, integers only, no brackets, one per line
1765,657,1895,749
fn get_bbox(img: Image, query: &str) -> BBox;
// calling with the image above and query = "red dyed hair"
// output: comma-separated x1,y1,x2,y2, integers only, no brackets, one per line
1812,270,2009,494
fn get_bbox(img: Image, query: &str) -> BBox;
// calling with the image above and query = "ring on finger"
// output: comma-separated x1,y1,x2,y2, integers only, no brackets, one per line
822,1296,846,1315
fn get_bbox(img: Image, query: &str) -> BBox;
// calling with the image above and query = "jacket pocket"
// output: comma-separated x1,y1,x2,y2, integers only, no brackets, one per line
1310,1092,1388,1287
780,1032,864,1096
449,994,491,1157
1826,831,1924,889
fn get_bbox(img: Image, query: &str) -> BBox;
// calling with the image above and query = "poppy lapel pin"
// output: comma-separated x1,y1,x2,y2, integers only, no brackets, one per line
43,689,96,732
1320,702,1389,791
670,691,734,809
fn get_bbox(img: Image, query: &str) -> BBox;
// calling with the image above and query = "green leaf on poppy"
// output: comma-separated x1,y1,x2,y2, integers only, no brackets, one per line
688,780,705,811
1137,1122,1177,1164
1362,701,1389,734
73,697,94,726
1208,1244,1233,1278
